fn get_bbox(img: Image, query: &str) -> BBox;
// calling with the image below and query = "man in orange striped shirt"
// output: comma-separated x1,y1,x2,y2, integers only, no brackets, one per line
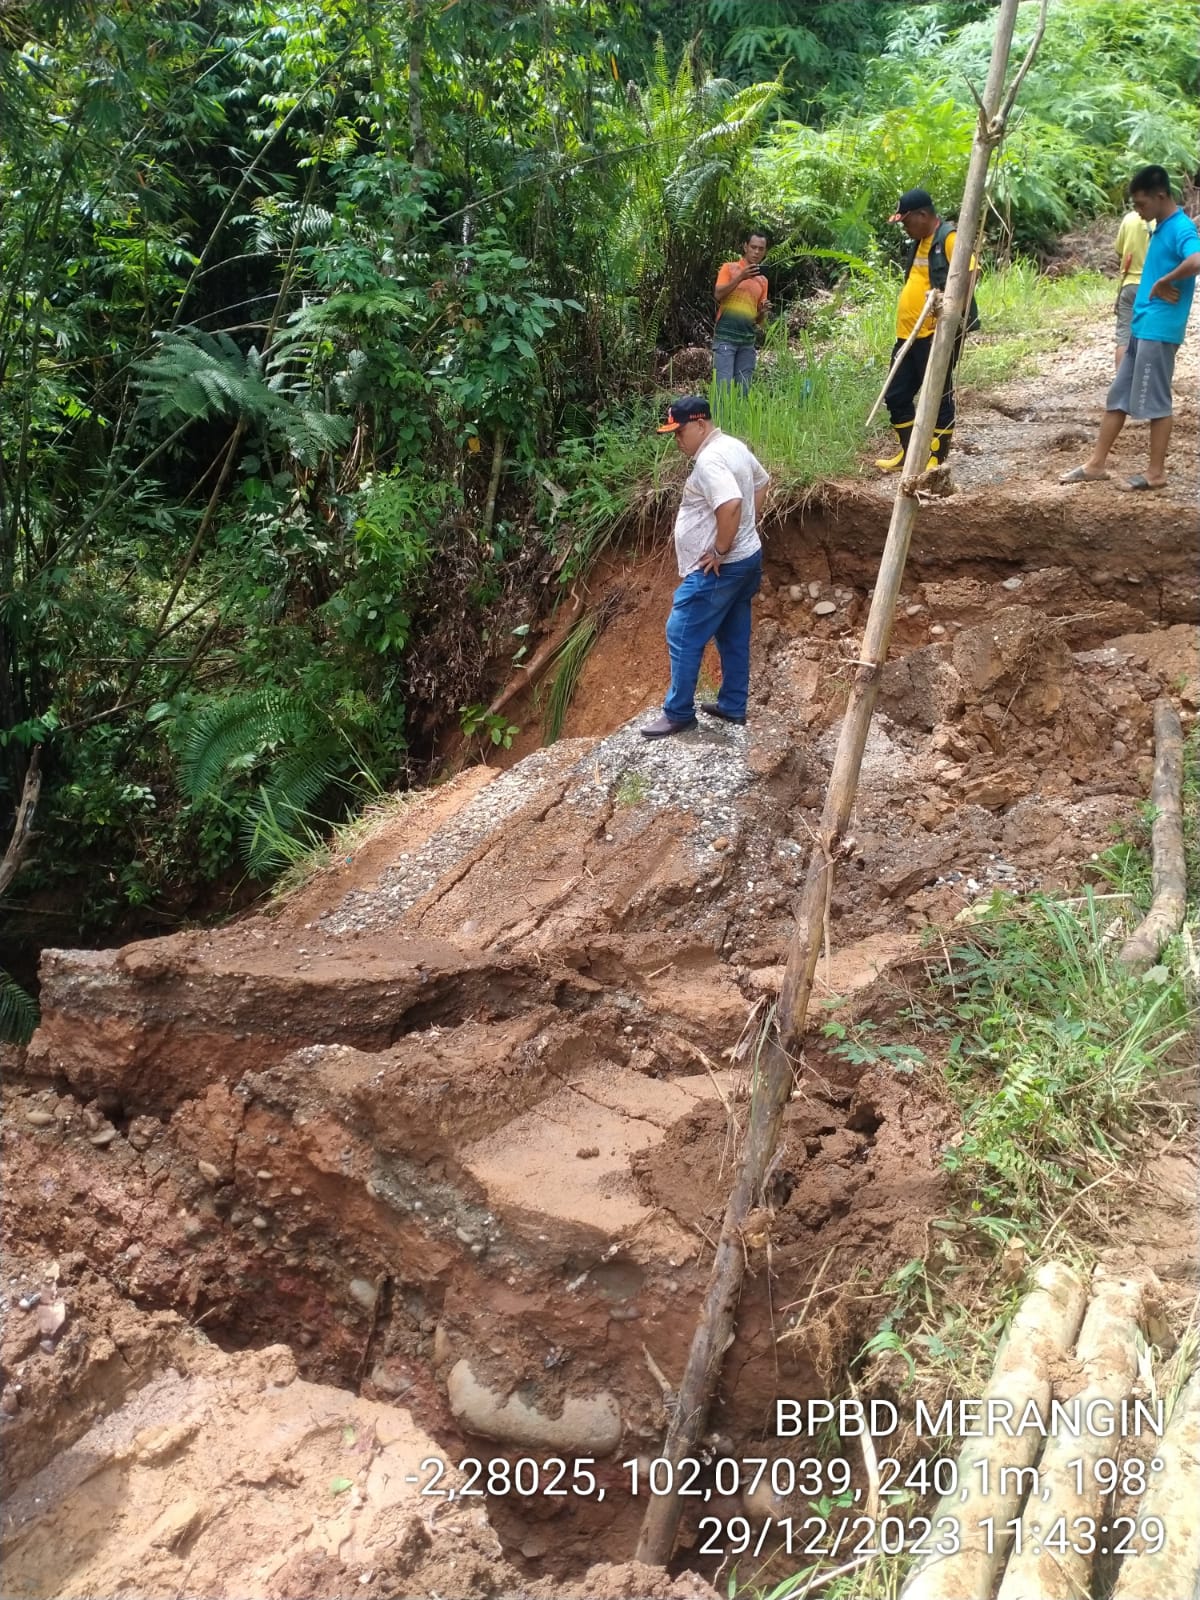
713,229,770,393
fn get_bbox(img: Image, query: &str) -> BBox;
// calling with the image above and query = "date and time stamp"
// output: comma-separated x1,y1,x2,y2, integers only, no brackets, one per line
406,1398,1176,1565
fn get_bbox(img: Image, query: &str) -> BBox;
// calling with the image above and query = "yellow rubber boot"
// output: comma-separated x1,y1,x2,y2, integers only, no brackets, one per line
874,425,911,473
926,426,953,472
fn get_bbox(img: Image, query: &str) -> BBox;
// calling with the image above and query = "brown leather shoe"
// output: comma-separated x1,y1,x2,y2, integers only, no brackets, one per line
699,703,746,725
640,713,697,738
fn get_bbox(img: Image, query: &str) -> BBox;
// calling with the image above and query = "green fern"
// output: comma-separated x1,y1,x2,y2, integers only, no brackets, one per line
135,330,350,465
178,690,343,877
0,970,38,1045
179,689,319,802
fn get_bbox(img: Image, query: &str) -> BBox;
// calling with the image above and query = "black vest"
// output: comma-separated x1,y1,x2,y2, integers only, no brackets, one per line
904,219,981,332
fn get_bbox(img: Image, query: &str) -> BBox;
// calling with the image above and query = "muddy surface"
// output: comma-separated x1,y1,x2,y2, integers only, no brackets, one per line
2,320,1197,1599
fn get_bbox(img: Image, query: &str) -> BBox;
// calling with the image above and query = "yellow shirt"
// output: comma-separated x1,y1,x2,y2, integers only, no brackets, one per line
896,231,958,339
1115,211,1152,288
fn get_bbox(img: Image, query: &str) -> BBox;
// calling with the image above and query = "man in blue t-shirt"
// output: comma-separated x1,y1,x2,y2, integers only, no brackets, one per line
1061,165,1200,492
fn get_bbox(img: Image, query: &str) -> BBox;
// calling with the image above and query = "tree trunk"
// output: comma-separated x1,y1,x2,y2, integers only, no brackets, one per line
409,0,431,182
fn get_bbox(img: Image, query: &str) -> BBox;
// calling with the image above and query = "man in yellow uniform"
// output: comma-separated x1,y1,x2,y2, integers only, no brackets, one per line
876,187,979,473
1114,208,1152,371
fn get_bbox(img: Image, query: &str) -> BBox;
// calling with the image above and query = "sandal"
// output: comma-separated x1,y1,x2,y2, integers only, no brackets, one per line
1118,474,1167,492
1059,465,1109,484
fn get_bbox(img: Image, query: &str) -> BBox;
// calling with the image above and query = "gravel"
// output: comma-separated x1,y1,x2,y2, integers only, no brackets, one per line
325,715,761,935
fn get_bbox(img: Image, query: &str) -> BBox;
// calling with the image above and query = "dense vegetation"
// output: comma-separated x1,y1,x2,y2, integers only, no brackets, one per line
1,0,1197,978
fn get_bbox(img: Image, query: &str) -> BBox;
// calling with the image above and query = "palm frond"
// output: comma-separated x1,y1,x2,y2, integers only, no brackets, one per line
541,591,623,744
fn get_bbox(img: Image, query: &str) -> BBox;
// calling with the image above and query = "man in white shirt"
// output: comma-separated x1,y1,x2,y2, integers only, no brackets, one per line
642,395,770,738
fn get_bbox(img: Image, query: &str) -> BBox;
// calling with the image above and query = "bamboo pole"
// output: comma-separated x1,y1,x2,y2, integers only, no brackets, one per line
1118,698,1186,972
1110,1364,1200,1599
901,1261,1088,1600
995,1270,1143,1600
864,290,938,426
634,0,1039,1569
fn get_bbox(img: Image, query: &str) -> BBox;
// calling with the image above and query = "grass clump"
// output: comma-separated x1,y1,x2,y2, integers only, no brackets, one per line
929,888,1191,1228
640,263,1112,499
959,262,1111,388
615,771,650,807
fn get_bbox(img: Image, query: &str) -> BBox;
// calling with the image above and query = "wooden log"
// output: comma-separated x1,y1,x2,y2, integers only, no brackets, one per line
1119,698,1186,972
632,9,1038,1568
899,1261,1088,1600
995,1268,1144,1600
1110,1364,1200,1599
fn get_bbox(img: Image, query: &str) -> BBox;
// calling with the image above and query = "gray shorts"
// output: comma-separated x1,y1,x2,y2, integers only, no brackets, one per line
713,339,757,393
1106,335,1176,420
1114,282,1137,347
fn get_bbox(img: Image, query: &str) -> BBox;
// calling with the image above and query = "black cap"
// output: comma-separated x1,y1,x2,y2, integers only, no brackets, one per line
657,395,712,433
889,187,934,221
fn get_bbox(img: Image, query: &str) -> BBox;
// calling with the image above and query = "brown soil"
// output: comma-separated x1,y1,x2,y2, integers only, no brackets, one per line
2,319,1197,1600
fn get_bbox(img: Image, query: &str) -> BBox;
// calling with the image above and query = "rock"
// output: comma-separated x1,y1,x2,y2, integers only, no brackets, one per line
24,1109,55,1127
788,585,804,602
961,768,1030,809
787,658,821,703
807,581,822,599
348,1277,378,1311
36,1299,66,1340
575,1146,600,1160
905,604,924,617
879,649,965,732
89,1126,117,1147
197,1161,224,1185
929,623,946,637
126,1117,158,1151
951,606,1071,715
628,1047,660,1075
1001,576,1024,591
813,601,837,617
881,849,956,900
447,1359,622,1454
930,724,972,760
710,836,730,852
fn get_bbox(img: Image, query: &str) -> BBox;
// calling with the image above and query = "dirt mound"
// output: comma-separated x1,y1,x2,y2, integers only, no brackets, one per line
4,316,1198,1595
0,1321,523,1600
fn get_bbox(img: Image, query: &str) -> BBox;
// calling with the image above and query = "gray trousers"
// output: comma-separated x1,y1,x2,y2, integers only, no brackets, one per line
712,340,757,394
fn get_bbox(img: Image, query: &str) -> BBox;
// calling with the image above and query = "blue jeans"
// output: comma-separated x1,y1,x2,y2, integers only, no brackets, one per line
663,549,763,722
713,340,757,394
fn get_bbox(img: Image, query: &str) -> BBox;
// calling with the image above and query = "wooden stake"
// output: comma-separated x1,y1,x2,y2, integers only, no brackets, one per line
634,0,1037,1569
1119,698,1186,972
